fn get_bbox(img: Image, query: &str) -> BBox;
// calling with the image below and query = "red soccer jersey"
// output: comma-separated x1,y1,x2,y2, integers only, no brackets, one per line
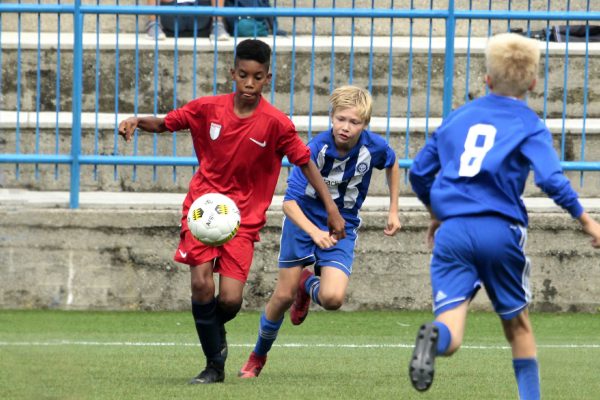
164,93,311,241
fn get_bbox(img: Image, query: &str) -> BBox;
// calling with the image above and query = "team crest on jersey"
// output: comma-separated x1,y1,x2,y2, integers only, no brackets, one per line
209,122,222,140
356,162,368,175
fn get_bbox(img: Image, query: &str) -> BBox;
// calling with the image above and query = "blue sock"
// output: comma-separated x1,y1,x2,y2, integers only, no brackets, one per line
304,274,321,306
433,321,451,355
253,313,284,356
513,358,540,400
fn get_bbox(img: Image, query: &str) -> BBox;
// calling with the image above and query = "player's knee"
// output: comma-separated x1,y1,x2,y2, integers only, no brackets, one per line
503,324,532,344
502,313,533,343
217,294,242,314
319,293,344,310
272,288,295,310
190,275,215,298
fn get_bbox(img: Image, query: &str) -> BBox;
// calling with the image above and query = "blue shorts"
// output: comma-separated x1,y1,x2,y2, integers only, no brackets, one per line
278,216,359,276
431,215,531,320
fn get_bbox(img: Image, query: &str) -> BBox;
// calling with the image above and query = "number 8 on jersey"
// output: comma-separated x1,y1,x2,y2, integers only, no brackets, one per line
458,124,497,177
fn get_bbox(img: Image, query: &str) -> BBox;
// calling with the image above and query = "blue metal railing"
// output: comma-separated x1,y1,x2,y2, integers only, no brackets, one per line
0,2,599,207
70,0,84,204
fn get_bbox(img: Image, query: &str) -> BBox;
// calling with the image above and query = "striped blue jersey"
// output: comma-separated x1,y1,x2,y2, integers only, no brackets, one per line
409,93,583,226
285,128,396,225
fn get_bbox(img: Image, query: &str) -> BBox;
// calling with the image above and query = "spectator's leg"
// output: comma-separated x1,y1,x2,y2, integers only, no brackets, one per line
144,0,166,40
213,0,226,25
210,0,231,40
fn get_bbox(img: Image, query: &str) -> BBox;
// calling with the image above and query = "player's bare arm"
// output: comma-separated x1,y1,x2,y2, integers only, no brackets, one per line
118,116,168,142
299,161,347,239
384,162,401,236
282,200,337,249
578,212,600,248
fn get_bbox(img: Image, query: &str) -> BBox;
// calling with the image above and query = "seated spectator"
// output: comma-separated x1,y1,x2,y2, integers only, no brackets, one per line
143,0,230,41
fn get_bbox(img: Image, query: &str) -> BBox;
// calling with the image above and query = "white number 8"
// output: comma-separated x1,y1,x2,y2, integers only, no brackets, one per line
458,124,497,177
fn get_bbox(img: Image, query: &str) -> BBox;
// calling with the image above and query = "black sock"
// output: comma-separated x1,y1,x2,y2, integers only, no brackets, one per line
191,298,224,366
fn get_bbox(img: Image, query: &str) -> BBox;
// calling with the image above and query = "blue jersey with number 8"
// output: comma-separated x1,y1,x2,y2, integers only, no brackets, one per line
409,93,583,226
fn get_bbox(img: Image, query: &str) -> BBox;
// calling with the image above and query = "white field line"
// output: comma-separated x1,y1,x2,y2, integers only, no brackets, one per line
0,341,599,350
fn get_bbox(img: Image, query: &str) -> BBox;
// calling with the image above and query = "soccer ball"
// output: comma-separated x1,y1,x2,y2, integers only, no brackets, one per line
187,193,241,246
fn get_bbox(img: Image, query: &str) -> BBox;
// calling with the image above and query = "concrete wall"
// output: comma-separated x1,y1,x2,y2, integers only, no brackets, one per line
2,205,599,313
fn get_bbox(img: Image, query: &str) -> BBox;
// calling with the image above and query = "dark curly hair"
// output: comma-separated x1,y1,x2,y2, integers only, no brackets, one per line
235,39,271,70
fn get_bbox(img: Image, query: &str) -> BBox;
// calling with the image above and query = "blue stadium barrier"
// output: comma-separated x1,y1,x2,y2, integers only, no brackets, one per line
0,1,598,207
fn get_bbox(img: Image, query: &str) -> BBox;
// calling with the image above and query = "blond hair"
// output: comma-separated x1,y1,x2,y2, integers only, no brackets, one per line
329,85,373,124
485,33,540,97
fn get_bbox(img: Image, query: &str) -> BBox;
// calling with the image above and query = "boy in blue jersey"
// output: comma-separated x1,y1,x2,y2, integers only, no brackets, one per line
238,85,402,378
408,33,600,398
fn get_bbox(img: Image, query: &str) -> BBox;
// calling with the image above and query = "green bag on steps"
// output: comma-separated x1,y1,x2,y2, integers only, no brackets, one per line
235,17,270,37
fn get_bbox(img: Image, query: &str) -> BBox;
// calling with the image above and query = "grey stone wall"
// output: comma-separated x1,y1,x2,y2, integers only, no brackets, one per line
2,206,599,313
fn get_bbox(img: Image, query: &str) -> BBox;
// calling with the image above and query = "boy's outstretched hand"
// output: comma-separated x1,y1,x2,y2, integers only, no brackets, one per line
118,117,139,142
118,116,167,142
384,213,401,236
580,212,600,248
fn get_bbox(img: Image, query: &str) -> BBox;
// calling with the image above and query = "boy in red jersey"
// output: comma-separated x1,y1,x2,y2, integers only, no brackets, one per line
118,39,346,385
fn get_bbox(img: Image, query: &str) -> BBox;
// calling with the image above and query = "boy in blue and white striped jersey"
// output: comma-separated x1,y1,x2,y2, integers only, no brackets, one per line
239,85,402,378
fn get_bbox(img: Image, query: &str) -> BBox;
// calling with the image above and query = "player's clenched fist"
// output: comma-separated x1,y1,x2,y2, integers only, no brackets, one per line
309,228,338,249
118,117,139,142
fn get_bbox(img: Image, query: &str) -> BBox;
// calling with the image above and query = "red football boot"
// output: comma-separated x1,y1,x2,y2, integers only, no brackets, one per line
290,268,315,325
238,352,267,378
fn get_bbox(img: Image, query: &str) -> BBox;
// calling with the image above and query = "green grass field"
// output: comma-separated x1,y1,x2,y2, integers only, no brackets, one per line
1,310,598,400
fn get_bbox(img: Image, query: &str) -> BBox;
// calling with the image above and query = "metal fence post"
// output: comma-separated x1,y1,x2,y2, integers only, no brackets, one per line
442,0,455,118
70,0,83,208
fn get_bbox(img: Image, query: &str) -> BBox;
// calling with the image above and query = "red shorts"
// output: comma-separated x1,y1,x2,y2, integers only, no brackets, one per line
174,199,255,283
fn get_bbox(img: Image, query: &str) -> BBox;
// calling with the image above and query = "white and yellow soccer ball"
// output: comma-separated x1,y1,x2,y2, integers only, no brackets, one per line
187,193,241,246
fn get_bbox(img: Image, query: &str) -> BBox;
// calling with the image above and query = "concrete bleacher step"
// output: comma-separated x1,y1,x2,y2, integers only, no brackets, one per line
2,188,600,212
4,110,600,133
1,32,599,117
2,111,599,197
2,0,594,36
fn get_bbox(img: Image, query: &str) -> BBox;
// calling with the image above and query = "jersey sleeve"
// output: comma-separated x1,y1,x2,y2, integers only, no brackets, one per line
366,133,396,170
520,122,583,218
307,138,321,163
283,137,320,202
283,169,304,202
409,132,441,206
277,122,311,166
380,143,397,169
164,98,203,132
